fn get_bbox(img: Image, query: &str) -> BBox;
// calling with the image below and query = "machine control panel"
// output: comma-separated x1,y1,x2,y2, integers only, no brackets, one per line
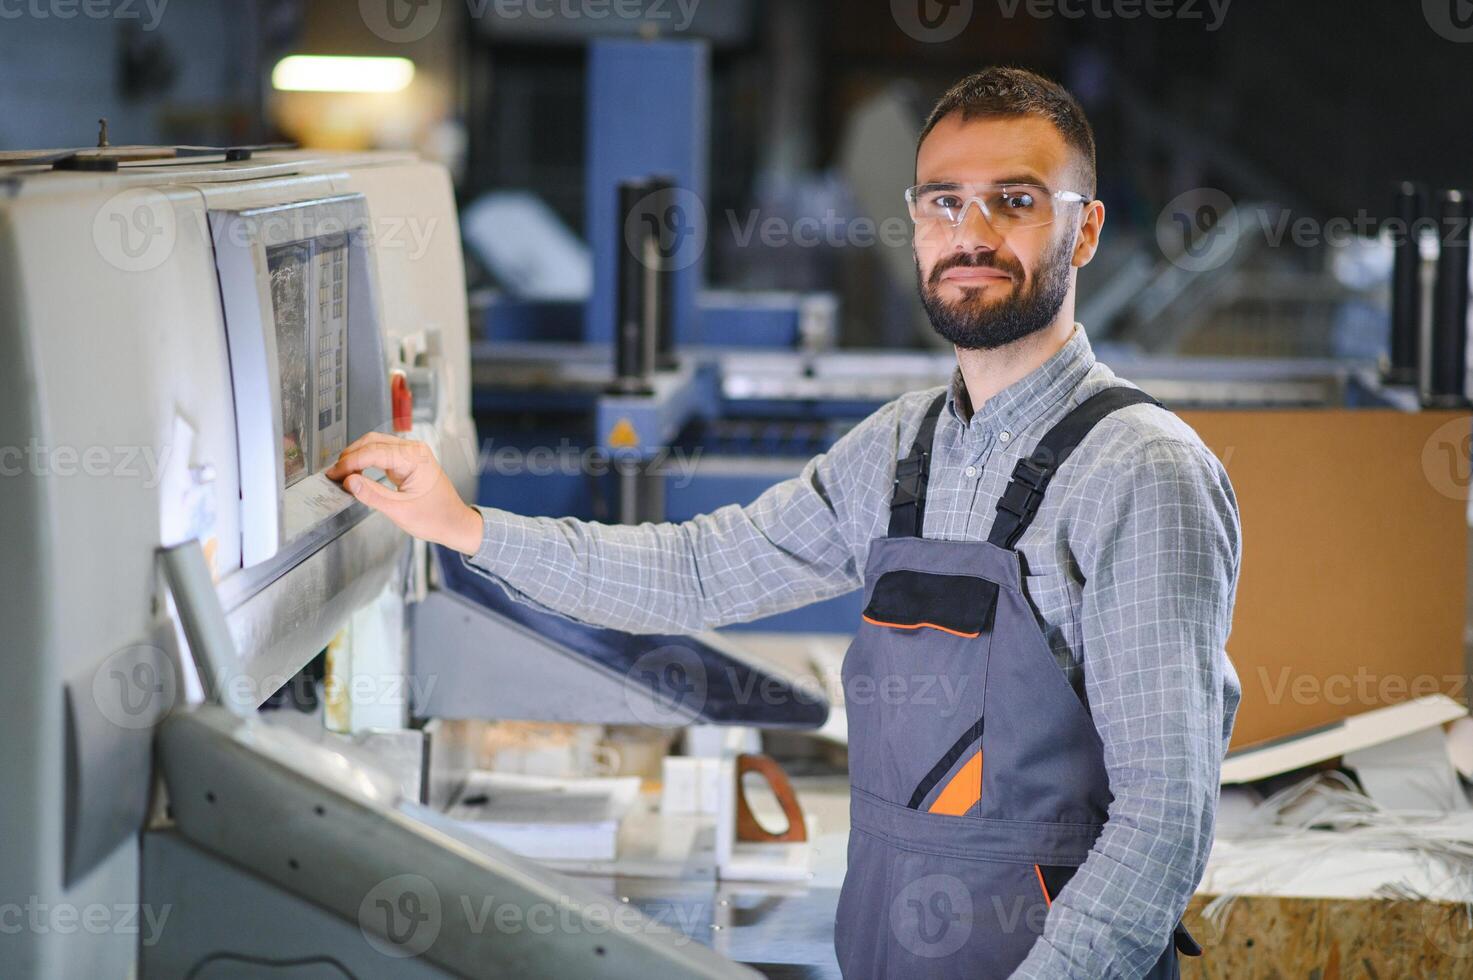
211,195,391,569
267,237,351,484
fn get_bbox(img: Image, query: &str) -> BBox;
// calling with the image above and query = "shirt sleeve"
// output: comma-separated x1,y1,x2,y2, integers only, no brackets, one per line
459,398,902,634
1010,436,1242,979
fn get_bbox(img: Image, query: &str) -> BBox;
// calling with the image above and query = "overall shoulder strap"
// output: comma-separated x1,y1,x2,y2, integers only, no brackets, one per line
987,386,1161,550
887,391,948,538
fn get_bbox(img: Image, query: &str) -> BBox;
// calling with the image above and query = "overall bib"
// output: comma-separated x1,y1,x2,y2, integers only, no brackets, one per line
834,388,1204,979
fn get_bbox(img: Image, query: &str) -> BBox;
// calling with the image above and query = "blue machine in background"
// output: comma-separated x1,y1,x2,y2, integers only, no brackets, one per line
472,36,868,634
585,38,709,347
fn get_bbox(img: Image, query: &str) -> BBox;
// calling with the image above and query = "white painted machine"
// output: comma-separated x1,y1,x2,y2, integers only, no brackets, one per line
0,147,777,978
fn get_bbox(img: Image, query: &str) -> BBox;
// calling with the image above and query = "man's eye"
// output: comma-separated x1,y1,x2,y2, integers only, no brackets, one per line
927,194,963,209
1000,192,1036,210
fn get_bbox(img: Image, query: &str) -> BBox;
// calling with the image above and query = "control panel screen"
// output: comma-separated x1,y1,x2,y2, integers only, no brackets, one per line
267,236,349,488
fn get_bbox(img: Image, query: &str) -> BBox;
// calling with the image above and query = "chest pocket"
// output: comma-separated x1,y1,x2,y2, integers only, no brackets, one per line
861,569,999,638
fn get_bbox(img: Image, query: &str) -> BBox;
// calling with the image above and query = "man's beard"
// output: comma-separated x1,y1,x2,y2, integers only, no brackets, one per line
917,234,1073,351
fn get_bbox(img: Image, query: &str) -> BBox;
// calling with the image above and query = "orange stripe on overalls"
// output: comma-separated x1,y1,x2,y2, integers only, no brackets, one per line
926,749,983,816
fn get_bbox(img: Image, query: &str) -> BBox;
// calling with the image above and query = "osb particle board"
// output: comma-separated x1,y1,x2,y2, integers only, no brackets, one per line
1177,410,1472,751
1182,893,1473,979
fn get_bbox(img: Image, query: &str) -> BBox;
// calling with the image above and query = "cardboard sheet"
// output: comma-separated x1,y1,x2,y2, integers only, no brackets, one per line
1180,409,1472,751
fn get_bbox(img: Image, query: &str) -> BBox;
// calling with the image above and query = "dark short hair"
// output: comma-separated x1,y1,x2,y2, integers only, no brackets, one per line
917,67,1097,198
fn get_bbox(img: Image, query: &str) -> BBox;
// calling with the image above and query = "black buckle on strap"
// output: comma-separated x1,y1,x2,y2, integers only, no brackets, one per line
996,458,1050,517
1012,455,1051,491
987,386,1163,551
995,480,1043,520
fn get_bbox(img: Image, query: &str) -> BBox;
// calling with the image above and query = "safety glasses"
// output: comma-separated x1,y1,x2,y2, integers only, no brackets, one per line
904,182,1089,232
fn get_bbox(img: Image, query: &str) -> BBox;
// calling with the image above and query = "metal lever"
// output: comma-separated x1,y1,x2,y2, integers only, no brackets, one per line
159,540,254,717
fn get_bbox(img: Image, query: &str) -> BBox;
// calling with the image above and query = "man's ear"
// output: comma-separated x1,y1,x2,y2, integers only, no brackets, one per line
1071,199,1106,269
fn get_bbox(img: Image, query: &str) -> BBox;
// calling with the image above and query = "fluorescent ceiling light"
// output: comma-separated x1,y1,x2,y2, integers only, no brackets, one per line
271,56,415,93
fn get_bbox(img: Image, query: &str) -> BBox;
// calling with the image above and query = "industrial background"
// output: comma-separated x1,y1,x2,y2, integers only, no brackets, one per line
4,2,1473,977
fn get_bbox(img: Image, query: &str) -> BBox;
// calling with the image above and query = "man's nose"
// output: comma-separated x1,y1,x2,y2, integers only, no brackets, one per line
950,198,1003,251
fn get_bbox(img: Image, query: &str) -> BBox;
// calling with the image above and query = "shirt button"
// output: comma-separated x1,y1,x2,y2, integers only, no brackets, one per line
965,466,977,478
998,430,1011,444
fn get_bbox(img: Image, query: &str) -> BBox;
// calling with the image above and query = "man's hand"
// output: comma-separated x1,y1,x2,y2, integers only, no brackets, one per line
324,432,484,556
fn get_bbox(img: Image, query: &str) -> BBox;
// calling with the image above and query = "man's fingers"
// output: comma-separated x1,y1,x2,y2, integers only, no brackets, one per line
324,447,375,481
328,432,419,479
326,441,428,484
344,473,404,513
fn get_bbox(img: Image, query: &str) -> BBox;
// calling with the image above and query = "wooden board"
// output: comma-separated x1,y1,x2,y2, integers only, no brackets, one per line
1183,893,1473,978
1176,410,1471,751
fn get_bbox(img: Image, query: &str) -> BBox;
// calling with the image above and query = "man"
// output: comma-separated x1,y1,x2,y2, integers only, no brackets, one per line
328,67,1242,979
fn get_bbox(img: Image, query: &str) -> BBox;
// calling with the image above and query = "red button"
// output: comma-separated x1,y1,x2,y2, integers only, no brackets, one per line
391,371,413,432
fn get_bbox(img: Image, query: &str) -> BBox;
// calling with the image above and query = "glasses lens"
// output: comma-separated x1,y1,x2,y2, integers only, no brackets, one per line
909,186,961,224
983,186,1052,228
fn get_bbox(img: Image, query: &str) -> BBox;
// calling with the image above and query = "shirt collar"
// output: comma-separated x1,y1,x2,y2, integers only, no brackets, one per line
946,324,1096,434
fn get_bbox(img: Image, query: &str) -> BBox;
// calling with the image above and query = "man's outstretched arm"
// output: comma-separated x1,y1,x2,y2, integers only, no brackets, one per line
327,401,902,635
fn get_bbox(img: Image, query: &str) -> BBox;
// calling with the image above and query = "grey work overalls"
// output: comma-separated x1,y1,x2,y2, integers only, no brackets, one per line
834,387,1204,978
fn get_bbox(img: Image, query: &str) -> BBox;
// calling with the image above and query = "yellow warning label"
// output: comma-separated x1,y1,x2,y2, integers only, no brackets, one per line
608,417,641,448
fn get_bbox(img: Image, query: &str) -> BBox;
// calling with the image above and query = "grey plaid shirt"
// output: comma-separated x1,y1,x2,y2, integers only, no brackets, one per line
465,324,1243,979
